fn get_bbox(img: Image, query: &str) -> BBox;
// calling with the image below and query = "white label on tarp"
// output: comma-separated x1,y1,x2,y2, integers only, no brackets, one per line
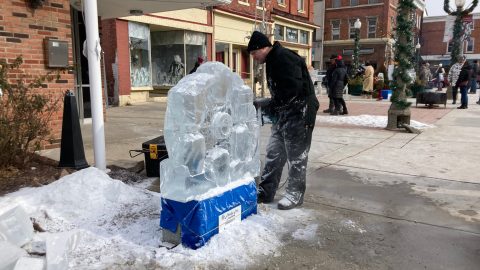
52,41,59,47
218,205,241,233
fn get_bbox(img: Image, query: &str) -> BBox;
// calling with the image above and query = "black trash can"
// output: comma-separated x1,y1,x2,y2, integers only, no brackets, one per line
142,136,168,177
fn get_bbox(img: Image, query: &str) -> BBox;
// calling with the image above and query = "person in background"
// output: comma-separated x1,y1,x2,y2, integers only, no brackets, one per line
328,55,349,115
469,60,478,94
363,61,374,99
456,61,472,109
435,63,446,92
418,62,431,91
247,31,319,210
323,55,337,114
189,56,204,74
447,57,465,105
374,64,387,100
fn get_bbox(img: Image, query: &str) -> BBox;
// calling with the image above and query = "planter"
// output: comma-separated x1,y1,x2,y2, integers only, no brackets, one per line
348,84,363,96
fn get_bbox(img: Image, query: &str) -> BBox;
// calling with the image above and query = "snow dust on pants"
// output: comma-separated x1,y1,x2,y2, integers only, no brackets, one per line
259,112,314,202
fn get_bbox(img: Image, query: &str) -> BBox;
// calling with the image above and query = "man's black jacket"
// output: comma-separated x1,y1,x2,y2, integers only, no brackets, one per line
264,42,319,127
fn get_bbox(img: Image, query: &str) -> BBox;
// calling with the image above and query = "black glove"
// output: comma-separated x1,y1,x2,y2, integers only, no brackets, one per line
253,98,271,110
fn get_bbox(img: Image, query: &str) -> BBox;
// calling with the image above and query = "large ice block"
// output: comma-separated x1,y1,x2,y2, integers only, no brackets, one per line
160,159,215,202
0,241,27,270
204,147,230,186
228,85,255,123
169,132,206,175
229,124,255,162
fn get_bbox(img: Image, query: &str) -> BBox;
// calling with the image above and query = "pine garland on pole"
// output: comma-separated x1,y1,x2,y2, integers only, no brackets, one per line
390,0,415,110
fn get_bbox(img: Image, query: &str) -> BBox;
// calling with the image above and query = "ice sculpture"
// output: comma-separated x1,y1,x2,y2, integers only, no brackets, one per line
161,62,260,202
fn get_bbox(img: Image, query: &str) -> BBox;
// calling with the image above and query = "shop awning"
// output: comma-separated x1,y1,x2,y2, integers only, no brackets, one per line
74,0,231,170
71,0,231,19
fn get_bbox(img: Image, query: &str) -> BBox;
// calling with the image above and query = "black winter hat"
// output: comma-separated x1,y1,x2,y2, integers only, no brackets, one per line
247,31,272,52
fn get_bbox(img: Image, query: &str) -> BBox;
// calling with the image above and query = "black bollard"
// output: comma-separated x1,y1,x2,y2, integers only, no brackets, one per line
58,90,89,169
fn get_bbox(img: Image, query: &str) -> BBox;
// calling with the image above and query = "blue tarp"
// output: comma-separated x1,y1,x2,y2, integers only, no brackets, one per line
160,180,257,249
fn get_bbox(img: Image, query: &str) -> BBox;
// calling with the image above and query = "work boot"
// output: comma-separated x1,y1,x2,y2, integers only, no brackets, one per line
278,192,304,210
476,101,480,105
330,110,340,115
342,109,349,115
322,109,331,113
257,190,274,204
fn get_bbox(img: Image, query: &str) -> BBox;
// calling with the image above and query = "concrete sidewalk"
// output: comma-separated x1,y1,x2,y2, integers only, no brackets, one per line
40,93,480,269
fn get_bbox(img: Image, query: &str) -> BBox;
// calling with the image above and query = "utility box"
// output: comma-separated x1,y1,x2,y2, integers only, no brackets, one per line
142,136,168,177
45,39,69,68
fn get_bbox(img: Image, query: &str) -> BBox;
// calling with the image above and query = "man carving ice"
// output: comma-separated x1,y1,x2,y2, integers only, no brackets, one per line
248,31,319,210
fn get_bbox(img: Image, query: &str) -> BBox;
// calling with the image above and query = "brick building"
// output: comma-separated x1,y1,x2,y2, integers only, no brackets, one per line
0,0,75,149
421,13,480,68
100,0,317,105
322,0,425,70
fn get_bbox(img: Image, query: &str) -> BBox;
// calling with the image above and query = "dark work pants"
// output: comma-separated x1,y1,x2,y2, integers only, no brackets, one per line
259,113,314,201
460,86,468,107
452,86,458,103
333,97,347,113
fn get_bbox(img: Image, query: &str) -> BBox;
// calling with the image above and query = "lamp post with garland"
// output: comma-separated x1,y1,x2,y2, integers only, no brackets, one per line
444,0,479,64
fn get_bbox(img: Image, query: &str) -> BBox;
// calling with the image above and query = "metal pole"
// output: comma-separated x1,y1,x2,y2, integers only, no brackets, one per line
84,0,107,170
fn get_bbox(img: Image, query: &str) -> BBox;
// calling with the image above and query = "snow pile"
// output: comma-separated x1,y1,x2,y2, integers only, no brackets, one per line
0,167,302,269
317,114,434,129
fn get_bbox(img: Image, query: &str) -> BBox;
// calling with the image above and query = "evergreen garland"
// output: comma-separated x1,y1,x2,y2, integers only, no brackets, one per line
352,28,360,76
390,0,416,109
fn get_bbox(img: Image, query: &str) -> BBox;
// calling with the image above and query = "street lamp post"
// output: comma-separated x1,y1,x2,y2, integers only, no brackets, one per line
353,18,362,76
444,0,479,64
415,42,421,72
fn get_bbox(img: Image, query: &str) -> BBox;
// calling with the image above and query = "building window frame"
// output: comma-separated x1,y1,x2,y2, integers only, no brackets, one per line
348,19,358,39
277,0,285,6
331,19,341,40
466,38,474,53
350,0,359,6
368,0,380,4
447,42,453,54
367,17,377,38
238,0,250,6
332,0,341,8
297,0,305,12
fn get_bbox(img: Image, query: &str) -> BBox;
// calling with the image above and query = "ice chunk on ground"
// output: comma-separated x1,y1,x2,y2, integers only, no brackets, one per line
46,231,80,270
0,205,34,247
0,241,27,269
14,257,45,270
204,147,230,186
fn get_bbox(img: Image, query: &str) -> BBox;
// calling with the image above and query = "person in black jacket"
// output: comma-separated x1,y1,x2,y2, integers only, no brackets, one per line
328,56,349,115
248,31,319,210
456,61,472,109
323,55,337,113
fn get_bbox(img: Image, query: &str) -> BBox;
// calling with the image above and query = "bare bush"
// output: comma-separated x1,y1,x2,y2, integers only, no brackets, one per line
0,56,61,168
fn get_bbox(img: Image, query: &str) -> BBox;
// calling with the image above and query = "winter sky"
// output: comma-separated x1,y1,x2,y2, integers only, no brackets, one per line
426,0,480,17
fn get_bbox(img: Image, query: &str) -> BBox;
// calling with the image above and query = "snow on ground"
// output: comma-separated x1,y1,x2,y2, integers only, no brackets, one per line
0,167,313,269
317,114,434,129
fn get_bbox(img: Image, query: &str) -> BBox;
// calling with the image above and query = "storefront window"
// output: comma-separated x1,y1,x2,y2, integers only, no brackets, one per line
274,24,285,41
151,31,206,86
286,27,298,43
300,30,309,44
215,42,230,66
128,22,151,87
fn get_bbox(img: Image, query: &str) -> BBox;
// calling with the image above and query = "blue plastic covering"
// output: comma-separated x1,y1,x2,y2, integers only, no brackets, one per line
160,180,257,249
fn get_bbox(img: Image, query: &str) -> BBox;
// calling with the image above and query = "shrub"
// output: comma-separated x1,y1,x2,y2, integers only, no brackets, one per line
0,56,61,168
